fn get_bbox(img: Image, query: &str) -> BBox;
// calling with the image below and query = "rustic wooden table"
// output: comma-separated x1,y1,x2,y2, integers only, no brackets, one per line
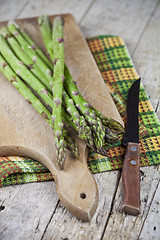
0,0,159,239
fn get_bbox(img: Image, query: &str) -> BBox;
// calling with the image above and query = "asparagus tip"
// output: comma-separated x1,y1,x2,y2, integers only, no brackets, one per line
8,20,19,28
53,16,64,26
38,15,50,26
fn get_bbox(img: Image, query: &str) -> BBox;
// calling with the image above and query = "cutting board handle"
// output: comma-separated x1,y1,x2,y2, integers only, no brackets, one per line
0,141,98,222
55,143,98,221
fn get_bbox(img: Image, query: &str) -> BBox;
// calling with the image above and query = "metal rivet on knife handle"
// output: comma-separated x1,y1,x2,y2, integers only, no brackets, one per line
131,146,137,151
131,160,137,165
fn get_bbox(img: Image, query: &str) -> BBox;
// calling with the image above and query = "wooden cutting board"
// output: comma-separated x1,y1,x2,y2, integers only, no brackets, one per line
0,14,123,221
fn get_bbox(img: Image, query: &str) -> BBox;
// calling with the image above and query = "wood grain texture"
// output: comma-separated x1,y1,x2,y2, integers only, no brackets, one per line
18,0,94,23
32,172,121,240
0,172,120,240
0,182,59,240
139,179,160,240
0,0,29,21
0,0,159,239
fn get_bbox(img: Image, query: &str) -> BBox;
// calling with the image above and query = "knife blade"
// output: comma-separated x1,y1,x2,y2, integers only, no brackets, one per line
121,78,141,216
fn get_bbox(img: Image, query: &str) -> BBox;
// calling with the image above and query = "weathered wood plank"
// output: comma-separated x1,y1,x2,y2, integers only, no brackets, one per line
41,171,120,240
18,0,94,22
139,179,160,240
0,172,120,240
132,1,160,118
102,166,160,240
0,0,29,21
0,182,59,240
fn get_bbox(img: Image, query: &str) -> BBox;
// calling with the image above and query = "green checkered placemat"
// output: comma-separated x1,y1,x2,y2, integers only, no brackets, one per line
0,35,160,187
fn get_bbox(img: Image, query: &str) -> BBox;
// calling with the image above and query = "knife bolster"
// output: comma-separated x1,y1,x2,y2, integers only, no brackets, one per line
122,142,140,216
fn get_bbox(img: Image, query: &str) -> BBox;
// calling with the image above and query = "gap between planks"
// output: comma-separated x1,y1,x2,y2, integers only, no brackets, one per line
131,0,159,56
40,200,60,240
15,0,31,19
100,171,121,240
79,0,97,25
137,177,160,239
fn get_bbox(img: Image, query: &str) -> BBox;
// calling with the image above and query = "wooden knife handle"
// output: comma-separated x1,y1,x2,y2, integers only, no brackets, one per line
122,142,140,215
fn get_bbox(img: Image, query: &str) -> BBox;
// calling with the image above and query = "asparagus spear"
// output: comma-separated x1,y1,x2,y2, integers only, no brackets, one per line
62,90,95,149
0,33,96,155
7,22,92,143
0,34,54,109
0,27,53,92
8,23,53,88
37,16,94,145
38,15,54,61
63,129,79,159
37,16,118,148
3,23,87,136
25,19,124,135
0,34,68,166
0,53,52,124
63,66,122,143
37,15,121,140
51,16,67,169
0,27,89,140
94,109,124,134
0,53,79,159
8,20,53,70
104,126,119,143
5,19,121,156
63,65,106,151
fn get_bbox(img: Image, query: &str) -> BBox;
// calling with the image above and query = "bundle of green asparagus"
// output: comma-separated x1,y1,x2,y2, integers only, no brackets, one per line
0,15,124,170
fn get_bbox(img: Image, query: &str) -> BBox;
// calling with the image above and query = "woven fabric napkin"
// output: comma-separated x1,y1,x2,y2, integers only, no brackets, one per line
0,35,160,187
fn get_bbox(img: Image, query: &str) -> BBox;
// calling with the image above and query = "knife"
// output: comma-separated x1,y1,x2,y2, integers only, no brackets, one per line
121,78,141,216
